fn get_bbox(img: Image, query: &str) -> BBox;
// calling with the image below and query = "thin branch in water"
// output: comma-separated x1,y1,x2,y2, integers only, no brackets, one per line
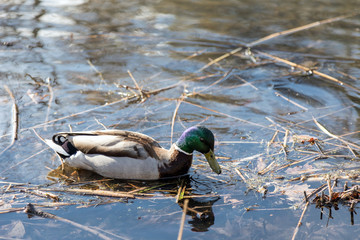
197,47,243,72
32,128,65,169
233,75,258,90
247,13,359,47
235,168,247,183
30,96,130,130
94,117,108,130
291,201,309,240
181,49,206,61
0,85,19,156
44,77,54,131
171,98,184,145
313,117,360,152
197,13,358,72
183,100,282,132
177,199,189,240
88,59,105,89
24,203,114,240
258,51,360,94
275,91,308,111
127,70,145,101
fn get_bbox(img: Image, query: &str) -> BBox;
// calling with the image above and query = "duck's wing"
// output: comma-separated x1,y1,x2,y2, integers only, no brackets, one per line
51,130,163,160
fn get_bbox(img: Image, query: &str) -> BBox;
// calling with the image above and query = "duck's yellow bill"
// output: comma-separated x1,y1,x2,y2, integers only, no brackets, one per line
204,149,221,174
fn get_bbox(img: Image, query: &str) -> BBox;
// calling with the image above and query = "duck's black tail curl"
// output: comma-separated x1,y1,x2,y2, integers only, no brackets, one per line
52,134,78,158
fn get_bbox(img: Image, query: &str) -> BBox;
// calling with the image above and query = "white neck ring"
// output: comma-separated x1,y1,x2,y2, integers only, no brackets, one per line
174,144,193,156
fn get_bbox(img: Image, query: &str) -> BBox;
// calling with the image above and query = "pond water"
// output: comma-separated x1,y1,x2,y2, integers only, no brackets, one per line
0,0,359,239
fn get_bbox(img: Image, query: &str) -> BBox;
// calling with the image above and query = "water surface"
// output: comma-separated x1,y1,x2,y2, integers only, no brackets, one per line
0,0,359,239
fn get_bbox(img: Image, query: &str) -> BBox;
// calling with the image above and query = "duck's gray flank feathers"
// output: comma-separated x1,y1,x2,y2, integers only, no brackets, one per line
54,130,162,160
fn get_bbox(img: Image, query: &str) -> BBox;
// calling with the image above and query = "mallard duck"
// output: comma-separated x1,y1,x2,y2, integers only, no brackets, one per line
45,126,221,180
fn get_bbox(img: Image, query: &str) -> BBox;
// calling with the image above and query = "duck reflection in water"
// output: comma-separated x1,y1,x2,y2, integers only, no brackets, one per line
179,197,219,232
48,165,219,232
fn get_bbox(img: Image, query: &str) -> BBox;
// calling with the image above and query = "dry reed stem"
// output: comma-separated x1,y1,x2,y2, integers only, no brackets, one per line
44,79,54,131
197,13,358,71
0,207,24,214
177,198,189,240
182,100,283,132
88,59,105,88
275,91,308,111
313,117,360,152
171,97,185,145
235,168,247,183
32,128,65,169
327,178,333,202
233,75,258,90
0,148,48,175
257,161,276,175
247,13,358,47
258,51,360,94
193,68,233,94
24,203,114,240
0,85,19,156
291,201,309,240
30,96,130,129
296,105,353,126
48,188,136,198
197,47,243,72
20,189,59,201
127,70,144,100
181,49,206,61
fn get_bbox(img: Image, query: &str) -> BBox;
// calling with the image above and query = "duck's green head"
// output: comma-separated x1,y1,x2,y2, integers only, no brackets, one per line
176,126,221,174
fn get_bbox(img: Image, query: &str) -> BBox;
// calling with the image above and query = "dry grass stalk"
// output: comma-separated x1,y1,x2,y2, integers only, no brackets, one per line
171,97,185,145
177,198,189,240
127,70,145,100
0,85,19,156
20,189,60,201
176,179,186,203
291,201,309,240
313,117,360,157
258,51,360,94
88,59,105,88
257,161,276,176
233,75,258,90
24,203,114,240
30,96,130,129
32,128,65,169
183,100,282,132
197,47,243,72
193,69,233,94
197,13,358,71
53,188,136,199
235,168,247,183
247,13,358,47
275,91,308,111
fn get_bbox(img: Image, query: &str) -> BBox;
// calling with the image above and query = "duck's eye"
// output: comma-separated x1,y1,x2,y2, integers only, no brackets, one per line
199,137,205,142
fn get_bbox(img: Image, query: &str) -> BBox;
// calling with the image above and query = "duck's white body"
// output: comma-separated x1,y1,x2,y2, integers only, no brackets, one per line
45,130,193,180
